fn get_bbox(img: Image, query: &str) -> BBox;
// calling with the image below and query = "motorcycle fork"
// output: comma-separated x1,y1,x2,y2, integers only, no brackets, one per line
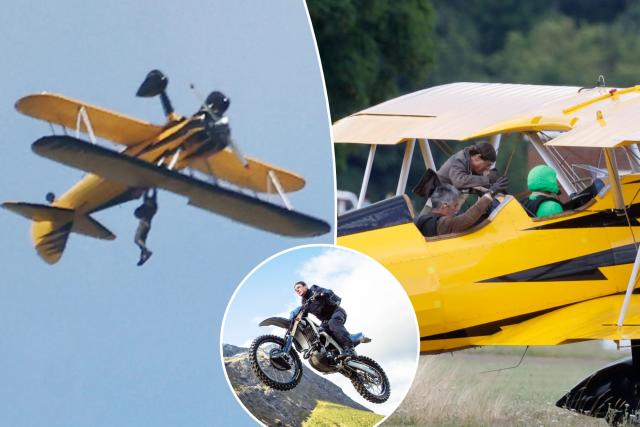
282,317,301,353
282,335,294,353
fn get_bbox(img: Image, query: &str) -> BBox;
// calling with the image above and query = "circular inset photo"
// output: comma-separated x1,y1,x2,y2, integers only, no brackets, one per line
221,244,419,426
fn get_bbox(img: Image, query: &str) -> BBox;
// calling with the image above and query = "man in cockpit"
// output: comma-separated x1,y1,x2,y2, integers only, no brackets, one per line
418,142,507,215
416,179,508,237
520,165,564,218
438,142,500,190
292,281,354,359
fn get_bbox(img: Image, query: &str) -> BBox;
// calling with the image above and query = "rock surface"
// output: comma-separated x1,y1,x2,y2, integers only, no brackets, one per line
223,343,372,426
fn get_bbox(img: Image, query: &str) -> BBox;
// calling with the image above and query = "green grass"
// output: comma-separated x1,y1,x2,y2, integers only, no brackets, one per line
302,400,384,427
384,343,625,426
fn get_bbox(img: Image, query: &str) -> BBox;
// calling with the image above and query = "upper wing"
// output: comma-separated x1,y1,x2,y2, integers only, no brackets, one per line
547,98,640,148
32,136,330,237
333,82,583,144
16,93,164,146
189,148,306,193
476,294,640,345
333,83,640,145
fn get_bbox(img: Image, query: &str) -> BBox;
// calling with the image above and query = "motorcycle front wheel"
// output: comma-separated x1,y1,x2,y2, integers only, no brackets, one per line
349,355,391,403
250,334,302,391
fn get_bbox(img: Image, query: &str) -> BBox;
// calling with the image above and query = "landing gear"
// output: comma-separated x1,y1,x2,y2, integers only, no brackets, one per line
556,339,640,425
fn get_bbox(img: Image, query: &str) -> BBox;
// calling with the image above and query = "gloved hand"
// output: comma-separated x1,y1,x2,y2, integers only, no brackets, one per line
289,306,302,319
489,176,509,195
487,169,500,184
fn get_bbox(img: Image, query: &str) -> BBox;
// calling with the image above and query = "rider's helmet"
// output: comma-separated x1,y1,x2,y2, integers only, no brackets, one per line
205,91,230,116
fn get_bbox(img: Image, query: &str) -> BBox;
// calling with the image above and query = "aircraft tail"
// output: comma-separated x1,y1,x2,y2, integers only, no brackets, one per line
2,202,115,264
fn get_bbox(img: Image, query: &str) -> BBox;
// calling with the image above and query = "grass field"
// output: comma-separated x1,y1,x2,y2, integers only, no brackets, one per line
384,342,628,426
302,400,384,427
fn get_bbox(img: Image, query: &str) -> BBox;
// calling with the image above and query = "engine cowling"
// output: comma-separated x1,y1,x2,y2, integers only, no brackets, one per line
308,349,338,374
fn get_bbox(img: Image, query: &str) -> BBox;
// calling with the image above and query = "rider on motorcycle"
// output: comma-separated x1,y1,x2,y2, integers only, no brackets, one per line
292,281,354,359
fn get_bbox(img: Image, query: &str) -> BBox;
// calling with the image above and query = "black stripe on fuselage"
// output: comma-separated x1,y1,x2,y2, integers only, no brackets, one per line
89,188,143,214
137,116,205,156
480,243,636,282
40,222,72,256
420,289,640,342
421,305,564,341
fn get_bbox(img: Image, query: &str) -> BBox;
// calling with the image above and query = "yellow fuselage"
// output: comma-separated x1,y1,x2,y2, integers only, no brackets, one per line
338,176,640,353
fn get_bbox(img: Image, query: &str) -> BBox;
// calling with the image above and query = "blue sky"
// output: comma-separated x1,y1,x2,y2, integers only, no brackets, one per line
222,245,419,418
0,1,333,426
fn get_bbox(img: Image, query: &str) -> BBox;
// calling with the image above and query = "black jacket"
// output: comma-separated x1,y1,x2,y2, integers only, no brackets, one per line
519,194,560,217
301,285,342,321
134,195,157,221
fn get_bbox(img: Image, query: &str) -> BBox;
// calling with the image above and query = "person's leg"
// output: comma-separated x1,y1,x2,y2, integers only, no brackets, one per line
327,308,353,356
134,221,152,265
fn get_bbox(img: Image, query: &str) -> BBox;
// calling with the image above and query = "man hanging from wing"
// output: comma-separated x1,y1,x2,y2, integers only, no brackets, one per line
292,281,355,359
134,188,158,266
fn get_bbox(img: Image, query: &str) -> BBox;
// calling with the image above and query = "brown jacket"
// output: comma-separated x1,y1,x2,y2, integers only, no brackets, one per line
425,195,492,236
438,148,491,189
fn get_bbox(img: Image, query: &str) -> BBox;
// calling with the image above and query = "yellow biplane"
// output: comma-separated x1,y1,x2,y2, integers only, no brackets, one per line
3,70,330,264
335,82,640,423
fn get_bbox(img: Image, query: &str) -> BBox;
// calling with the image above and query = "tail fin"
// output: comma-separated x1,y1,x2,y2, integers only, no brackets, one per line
2,202,115,264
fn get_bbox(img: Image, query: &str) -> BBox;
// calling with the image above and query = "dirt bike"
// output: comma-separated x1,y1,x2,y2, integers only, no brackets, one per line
249,297,390,403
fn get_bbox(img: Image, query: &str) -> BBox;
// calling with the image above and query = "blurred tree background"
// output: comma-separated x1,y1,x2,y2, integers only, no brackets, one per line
308,0,640,204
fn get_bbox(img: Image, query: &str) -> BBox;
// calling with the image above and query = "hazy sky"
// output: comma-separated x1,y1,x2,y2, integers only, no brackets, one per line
0,1,333,426
222,245,419,417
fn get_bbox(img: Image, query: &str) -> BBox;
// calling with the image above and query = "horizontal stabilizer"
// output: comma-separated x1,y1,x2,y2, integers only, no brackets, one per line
32,136,330,237
2,202,74,222
72,214,115,240
3,201,115,264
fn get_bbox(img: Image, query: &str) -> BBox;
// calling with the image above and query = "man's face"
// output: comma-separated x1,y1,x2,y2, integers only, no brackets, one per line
441,199,461,216
469,154,493,174
294,283,307,297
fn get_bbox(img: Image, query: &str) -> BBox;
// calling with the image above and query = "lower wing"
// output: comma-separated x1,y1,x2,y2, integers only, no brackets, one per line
422,294,640,353
31,136,330,237
478,294,640,345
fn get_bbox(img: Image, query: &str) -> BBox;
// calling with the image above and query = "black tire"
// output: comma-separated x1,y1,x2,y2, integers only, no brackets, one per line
349,355,391,404
249,334,302,391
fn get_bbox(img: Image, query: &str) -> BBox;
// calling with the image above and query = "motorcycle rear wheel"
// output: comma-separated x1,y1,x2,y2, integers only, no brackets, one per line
349,355,391,403
250,334,302,391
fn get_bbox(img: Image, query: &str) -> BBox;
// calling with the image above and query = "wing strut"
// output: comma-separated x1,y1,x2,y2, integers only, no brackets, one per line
526,132,577,195
358,144,377,209
267,170,293,210
618,246,640,327
417,139,436,170
396,139,415,196
75,106,96,144
612,144,639,326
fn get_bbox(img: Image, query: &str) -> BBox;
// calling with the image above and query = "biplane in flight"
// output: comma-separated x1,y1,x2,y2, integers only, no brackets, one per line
3,70,330,264
334,81,640,423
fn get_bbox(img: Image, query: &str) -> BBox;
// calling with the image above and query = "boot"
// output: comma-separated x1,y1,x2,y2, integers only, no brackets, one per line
137,249,153,266
337,347,355,360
